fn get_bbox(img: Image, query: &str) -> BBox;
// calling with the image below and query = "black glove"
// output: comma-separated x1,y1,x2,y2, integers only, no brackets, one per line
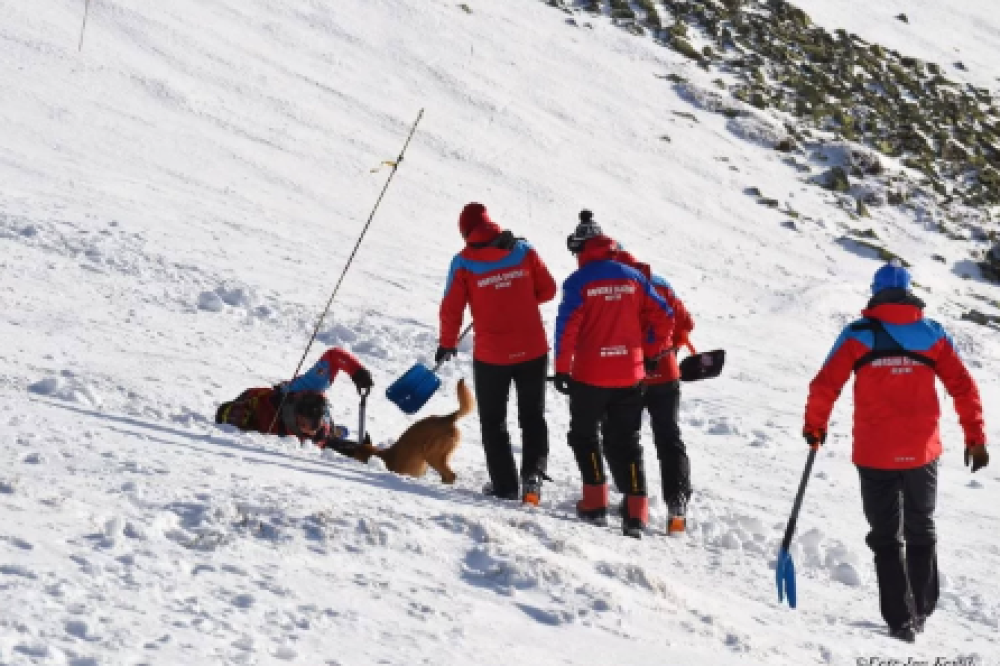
351,367,374,395
803,427,826,448
965,444,989,473
435,346,457,365
553,373,573,396
644,357,659,376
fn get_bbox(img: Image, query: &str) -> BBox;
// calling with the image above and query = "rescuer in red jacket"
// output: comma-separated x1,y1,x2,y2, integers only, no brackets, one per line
438,203,557,505
553,215,673,538
803,260,988,643
611,237,696,535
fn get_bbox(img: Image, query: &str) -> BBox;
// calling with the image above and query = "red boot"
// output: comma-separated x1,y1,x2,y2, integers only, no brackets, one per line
576,483,609,526
622,495,648,539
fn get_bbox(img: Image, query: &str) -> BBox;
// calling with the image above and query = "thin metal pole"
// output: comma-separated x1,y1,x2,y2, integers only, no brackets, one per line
357,392,368,447
268,109,424,433
78,0,92,52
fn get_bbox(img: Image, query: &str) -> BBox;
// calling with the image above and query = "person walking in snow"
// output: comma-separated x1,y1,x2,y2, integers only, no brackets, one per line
553,213,674,538
437,202,557,505
803,260,988,643
215,347,375,457
603,217,696,536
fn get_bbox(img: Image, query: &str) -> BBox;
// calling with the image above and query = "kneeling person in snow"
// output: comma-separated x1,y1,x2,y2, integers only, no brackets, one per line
803,261,988,644
215,347,375,457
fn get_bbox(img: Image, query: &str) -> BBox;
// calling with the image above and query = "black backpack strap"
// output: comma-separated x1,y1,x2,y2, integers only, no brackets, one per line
852,318,935,371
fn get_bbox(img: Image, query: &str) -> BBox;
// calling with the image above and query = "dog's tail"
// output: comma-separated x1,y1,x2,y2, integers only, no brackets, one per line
448,378,475,422
350,438,382,464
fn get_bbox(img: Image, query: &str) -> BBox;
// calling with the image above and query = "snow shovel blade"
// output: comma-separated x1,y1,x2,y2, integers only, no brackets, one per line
679,349,726,382
386,362,442,415
776,548,797,608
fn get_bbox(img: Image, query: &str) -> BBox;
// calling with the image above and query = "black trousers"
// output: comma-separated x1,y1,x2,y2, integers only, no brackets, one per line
857,461,939,630
644,381,691,508
473,354,549,496
569,382,646,496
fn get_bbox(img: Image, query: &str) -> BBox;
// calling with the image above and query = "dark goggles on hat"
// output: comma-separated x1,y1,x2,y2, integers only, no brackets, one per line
567,233,587,254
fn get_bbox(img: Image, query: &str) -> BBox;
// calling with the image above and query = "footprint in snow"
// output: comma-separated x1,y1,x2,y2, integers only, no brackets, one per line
0,535,33,550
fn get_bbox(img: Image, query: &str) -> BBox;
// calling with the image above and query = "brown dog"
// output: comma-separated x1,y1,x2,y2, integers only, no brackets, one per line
355,379,474,483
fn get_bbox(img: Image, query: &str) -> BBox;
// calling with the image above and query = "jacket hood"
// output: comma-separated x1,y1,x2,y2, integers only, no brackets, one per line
861,302,925,325
610,248,652,279
576,235,618,267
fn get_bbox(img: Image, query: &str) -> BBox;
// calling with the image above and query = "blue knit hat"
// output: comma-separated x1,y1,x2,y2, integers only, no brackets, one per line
871,259,911,295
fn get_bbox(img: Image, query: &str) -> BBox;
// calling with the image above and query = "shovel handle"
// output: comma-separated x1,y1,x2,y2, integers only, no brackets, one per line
780,447,818,552
358,393,368,446
432,323,474,373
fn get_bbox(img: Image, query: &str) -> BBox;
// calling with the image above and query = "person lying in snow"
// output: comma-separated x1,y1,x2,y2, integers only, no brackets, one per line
215,347,374,457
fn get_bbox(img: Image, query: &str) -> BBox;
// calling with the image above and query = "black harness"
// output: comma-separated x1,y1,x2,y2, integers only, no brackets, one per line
851,318,935,371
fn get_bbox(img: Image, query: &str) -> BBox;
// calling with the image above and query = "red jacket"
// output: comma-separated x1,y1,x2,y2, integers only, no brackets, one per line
805,302,985,469
554,237,674,387
612,250,694,384
440,226,557,365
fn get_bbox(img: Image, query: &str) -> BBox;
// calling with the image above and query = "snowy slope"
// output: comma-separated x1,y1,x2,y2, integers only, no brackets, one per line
1,0,998,664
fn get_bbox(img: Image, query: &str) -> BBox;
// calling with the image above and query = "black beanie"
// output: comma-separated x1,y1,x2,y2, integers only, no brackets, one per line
571,210,603,243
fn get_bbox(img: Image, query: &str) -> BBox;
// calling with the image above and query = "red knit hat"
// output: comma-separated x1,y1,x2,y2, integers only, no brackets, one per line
458,203,501,241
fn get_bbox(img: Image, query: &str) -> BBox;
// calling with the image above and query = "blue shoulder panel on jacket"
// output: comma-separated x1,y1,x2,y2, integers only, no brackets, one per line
882,319,945,353
443,256,462,298
577,259,642,284
554,270,587,359
443,243,529,296
571,261,672,315
650,274,673,294
643,275,673,316
823,316,947,366
927,319,961,357
823,326,863,365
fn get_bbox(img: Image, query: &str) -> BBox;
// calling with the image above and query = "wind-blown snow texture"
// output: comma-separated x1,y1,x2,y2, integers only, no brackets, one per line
1,1,998,664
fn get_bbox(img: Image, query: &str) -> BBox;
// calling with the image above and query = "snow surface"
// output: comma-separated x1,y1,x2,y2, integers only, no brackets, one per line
1,0,999,664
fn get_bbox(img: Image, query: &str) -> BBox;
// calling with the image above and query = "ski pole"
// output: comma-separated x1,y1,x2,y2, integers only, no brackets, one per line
776,445,818,609
79,0,92,51
269,109,424,433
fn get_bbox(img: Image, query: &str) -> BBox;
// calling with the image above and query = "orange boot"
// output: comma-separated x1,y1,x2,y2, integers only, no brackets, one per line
666,502,686,536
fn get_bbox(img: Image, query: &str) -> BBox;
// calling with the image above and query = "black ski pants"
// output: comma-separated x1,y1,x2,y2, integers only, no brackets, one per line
473,354,549,497
644,381,691,508
568,381,646,497
857,460,939,631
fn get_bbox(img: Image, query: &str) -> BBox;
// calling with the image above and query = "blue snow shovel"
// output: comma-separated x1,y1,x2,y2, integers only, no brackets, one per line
386,324,472,415
776,446,818,609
